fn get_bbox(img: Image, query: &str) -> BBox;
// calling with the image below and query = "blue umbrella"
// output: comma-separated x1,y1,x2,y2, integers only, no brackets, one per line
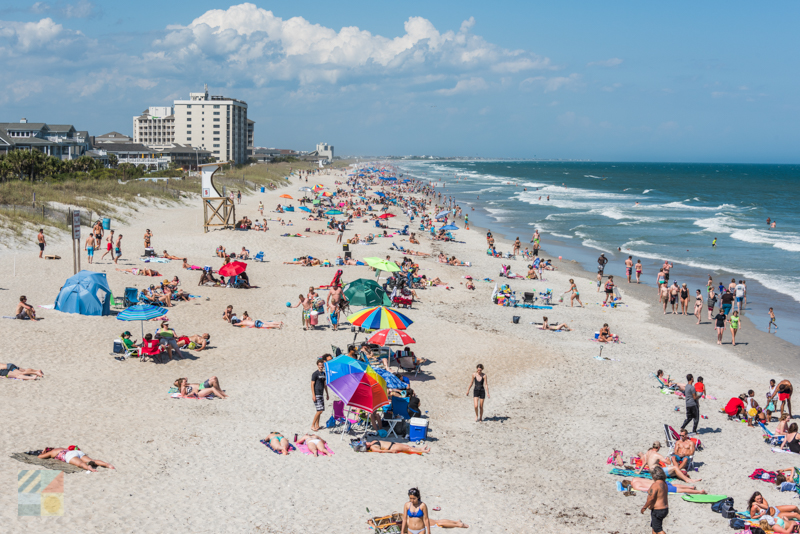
374,192,386,198
441,224,459,231
298,206,311,212
117,304,168,337
326,210,344,215
436,210,449,218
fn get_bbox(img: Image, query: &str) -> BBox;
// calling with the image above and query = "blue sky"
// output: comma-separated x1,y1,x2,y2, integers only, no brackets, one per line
1,1,798,162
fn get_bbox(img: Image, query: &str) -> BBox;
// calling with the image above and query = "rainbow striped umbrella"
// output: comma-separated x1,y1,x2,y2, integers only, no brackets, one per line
325,356,389,413
347,306,413,330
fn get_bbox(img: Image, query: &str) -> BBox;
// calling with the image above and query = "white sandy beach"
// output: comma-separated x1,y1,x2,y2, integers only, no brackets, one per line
0,166,797,533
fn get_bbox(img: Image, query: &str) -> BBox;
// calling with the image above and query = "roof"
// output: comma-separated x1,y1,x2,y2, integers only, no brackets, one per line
247,119,255,124
47,124,76,133
0,122,47,131
96,132,130,139
99,143,154,153
159,144,211,155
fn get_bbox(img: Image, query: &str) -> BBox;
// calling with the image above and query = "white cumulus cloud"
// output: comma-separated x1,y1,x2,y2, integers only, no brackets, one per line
587,57,623,67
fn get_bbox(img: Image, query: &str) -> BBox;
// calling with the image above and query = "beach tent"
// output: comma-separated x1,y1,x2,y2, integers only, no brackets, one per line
54,270,112,316
344,278,392,307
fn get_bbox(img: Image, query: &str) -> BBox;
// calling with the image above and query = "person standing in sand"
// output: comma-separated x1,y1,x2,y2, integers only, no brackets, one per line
513,237,521,256
707,289,717,321
565,279,583,307
597,253,608,275
291,294,314,330
625,256,633,283
714,308,727,345
659,283,670,314
311,359,329,431
85,233,95,264
641,466,670,534
326,284,344,331
98,230,114,261
466,364,489,422
681,374,701,434
113,234,122,265
694,290,704,324
37,229,46,258
669,282,680,314
144,229,152,249
768,308,777,333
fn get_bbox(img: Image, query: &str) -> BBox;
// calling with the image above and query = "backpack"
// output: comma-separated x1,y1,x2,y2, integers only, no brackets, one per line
729,518,745,530
712,497,733,514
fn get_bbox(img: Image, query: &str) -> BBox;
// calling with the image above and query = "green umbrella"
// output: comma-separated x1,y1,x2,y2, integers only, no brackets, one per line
363,257,401,279
343,278,392,307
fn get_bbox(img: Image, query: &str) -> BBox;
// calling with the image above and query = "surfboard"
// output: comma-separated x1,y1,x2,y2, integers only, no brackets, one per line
682,494,727,503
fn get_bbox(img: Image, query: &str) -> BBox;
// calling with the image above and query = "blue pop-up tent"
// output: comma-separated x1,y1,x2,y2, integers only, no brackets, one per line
54,271,112,316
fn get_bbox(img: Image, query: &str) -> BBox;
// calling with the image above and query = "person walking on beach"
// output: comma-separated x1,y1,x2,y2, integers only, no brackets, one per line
237,190,242,204
735,280,745,312
662,260,673,284
625,256,633,283
466,364,489,422
113,234,122,265
729,311,740,346
311,359,329,431
100,230,115,261
641,466,669,534
768,308,777,333
565,279,582,307
37,229,45,258
635,259,642,283
604,276,616,305
707,289,717,320
292,294,313,330
656,268,666,299
669,282,680,314
597,253,608,275
694,290,704,324
714,308,727,345
144,229,152,249
513,237,521,256
681,374,701,434
659,283,670,314
258,201,264,215
85,233,95,264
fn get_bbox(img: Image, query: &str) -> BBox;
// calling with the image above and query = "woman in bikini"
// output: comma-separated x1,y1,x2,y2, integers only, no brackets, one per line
680,283,690,315
598,323,613,343
635,259,642,283
116,267,160,276
296,433,329,457
401,487,468,533
566,279,583,307
466,364,489,422
38,447,115,473
365,441,430,454
748,492,800,523
694,290,704,324
174,377,228,399
265,432,292,455
540,316,571,331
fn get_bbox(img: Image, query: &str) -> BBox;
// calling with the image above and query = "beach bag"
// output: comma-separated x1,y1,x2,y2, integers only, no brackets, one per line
712,497,733,514
325,415,337,429
512,316,520,324
729,518,745,529
309,314,318,326
719,498,736,519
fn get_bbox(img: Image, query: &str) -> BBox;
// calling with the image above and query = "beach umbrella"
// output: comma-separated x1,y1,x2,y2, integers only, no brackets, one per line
315,184,325,189
280,194,293,199
363,257,401,275
312,199,320,205
441,224,459,231
344,278,392,307
219,261,247,277
347,306,413,330
299,187,312,191
373,192,386,198
436,210,449,218
117,304,168,337
298,206,311,212
326,209,344,215
325,356,389,413
368,328,416,346
378,213,395,219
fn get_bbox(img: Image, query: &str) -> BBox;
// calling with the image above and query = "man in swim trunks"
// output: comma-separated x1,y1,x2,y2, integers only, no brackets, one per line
597,253,608,275
641,466,669,534
659,284,670,314
0,363,43,380
769,308,777,333
669,282,680,314
637,442,701,484
769,381,793,419
625,256,633,283
85,233,95,264
176,333,210,351
37,228,46,258
623,477,706,495
101,230,115,260
671,429,696,470
15,295,35,320
662,260,673,283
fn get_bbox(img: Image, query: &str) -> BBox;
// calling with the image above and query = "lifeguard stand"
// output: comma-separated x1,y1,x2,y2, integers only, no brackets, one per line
201,163,235,233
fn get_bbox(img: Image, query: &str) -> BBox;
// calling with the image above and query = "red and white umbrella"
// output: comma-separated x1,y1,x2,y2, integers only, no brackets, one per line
367,328,416,346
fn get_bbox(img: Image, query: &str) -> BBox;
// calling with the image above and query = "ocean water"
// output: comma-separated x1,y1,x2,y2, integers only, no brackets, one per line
399,160,800,345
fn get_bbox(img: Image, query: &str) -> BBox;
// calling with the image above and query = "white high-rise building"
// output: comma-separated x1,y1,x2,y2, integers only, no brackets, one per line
133,106,175,149
172,85,252,165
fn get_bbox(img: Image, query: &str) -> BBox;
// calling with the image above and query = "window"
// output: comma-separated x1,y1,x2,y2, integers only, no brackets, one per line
187,131,191,134
187,105,192,108
213,118,220,122
213,131,219,135
213,105,220,109
187,112,191,115
187,118,191,122
213,112,220,115
213,150,220,154
213,144,220,147
213,138,219,141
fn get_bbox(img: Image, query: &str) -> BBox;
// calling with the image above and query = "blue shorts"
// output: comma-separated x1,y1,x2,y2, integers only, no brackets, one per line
87,247,94,256
736,297,743,302
666,483,677,493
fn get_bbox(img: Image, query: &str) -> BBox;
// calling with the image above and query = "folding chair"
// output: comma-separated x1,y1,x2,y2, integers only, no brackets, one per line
523,292,535,305
397,356,420,377
383,396,412,439
139,339,163,363
254,251,265,262
123,287,140,308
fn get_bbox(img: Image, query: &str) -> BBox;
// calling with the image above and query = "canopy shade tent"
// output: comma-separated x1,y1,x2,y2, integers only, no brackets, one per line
54,271,112,316
343,278,392,307
441,224,459,231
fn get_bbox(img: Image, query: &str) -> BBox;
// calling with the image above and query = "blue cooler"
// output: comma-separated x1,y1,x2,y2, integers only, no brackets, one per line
409,418,429,441
102,217,111,230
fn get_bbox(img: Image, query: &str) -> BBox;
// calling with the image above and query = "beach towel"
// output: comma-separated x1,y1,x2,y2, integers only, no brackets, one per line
232,321,283,329
771,448,798,455
10,452,84,474
296,442,335,456
141,257,170,263
609,468,677,481
750,469,779,483
170,393,215,400
374,368,407,390
260,439,296,454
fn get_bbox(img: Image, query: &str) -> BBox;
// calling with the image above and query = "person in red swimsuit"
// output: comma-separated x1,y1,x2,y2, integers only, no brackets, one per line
724,394,746,417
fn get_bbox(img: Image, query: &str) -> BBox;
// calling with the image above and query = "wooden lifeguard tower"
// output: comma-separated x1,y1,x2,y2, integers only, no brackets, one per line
201,163,235,233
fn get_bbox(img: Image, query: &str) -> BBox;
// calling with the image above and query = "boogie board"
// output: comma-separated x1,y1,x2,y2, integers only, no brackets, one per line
681,494,727,503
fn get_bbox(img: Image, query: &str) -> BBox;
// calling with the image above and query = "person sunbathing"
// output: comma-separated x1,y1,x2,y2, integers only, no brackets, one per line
437,252,448,263
182,259,203,270
161,250,182,260
239,248,250,260
216,246,226,258
597,323,614,342
636,441,701,484
176,333,210,351
145,285,171,307
448,256,470,266
539,316,572,331
526,266,539,279
621,478,707,494
656,370,686,391
223,305,236,323
1,363,43,380
466,279,475,290
776,414,791,434
410,234,420,245
264,432,292,455
38,447,115,472
116,267,160,276
758,518,798,534
344,258,363,266
365,440,430,454
296,434,330,457
174,377,228,399
198,270,220,286
749,492,800,523
403,249,430,257
283,256,311,265
671,429,696,470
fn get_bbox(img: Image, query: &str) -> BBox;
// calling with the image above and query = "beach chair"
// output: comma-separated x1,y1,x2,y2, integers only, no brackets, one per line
254,251,265,262
139,339,163,363
665,424,703,451
523,292,535,305
123,287,140,308
138,291,157,305
397,356,420,377
539,290,553,306
331,345,343,357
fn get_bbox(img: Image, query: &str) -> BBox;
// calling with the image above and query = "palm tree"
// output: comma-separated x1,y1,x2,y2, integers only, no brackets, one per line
108,154,118,168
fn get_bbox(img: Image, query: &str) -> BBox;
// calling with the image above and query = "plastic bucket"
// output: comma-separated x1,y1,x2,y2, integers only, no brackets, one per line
102,218,111,230
260,187,265,193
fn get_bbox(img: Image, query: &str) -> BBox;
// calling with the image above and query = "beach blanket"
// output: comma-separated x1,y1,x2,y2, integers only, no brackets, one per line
374,368,407,390
750,469,779,483
233,322,283,330
10,453,84,474
141,257,170,263
260,439,296,454
170,393,215,400
772,448,798,455
280,233,307,238
296,442,335,456
609,468,677,482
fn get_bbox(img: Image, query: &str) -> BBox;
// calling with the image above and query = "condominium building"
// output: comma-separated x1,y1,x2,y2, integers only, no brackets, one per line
172,85,253,165
0,119,90,159
133,106,175,149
